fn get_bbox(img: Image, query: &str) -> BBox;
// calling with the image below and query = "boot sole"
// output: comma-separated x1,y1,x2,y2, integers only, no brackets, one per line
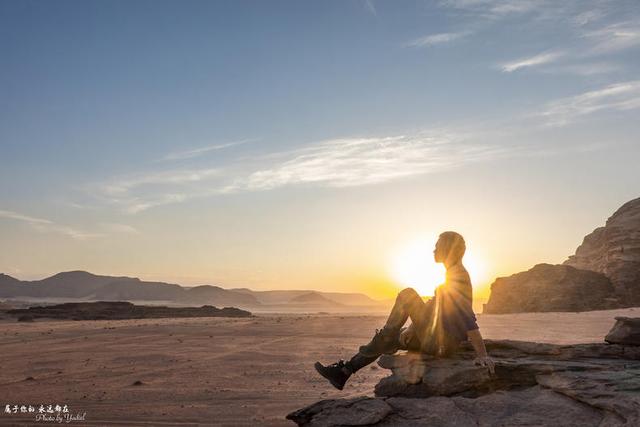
314,362,345,390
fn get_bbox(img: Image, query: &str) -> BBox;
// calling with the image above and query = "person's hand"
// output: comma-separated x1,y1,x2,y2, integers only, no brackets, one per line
473,356,495,375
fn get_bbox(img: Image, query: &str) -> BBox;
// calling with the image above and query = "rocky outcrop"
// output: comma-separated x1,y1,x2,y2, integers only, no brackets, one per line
483,263,618,314
4,301,252,321
564,197,640,304
483,197,640,314
288,336,640,426
605,317,640,345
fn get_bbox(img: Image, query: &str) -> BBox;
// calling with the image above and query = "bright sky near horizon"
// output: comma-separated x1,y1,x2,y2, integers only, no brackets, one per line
1,0,639,305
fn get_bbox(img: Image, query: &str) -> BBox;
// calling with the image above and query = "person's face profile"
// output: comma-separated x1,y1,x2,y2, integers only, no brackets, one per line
433,239,443,263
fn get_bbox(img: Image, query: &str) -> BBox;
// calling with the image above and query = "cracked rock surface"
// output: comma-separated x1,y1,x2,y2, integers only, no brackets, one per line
287,339,640,426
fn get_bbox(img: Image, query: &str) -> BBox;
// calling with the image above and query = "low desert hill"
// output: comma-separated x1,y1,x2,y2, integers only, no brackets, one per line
0,271,387,312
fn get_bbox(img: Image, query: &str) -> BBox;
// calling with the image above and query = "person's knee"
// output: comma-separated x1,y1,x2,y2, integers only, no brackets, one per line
397,287,420,303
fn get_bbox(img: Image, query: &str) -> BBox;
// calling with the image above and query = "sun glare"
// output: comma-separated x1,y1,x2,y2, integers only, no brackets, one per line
390,236,486,297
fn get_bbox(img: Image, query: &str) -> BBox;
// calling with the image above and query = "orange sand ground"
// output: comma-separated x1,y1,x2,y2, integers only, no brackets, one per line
1,308,638,426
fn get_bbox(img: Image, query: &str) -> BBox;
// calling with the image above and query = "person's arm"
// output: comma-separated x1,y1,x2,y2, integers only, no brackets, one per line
467,328,495,374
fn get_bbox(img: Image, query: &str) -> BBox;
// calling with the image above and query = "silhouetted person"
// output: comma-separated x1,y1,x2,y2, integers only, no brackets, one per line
315,231,494,390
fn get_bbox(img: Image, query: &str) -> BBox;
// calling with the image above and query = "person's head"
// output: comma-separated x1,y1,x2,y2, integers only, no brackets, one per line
433,231,466,266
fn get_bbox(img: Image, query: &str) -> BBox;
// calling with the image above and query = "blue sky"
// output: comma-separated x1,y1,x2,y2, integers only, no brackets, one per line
1,0,639,299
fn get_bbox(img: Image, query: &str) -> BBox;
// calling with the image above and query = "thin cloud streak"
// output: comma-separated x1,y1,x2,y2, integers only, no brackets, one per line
500,51,564,72
0,210,140,239
0,210,103,240
101,168,220,196
363,0,377,16
538,80,640,127
439,0,541,19
99,223,140,234
407,32,469,47
572,9,606,27
540,62,621,76
161,140,252,161
584,20,640,54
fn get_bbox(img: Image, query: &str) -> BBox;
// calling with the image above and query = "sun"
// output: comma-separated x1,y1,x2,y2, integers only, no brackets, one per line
390,236,486,297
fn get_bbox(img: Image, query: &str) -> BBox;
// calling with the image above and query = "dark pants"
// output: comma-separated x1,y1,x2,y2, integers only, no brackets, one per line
347,288,431,373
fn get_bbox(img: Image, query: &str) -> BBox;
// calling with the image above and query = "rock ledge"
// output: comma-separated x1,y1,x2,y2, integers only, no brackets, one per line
288,337,640,426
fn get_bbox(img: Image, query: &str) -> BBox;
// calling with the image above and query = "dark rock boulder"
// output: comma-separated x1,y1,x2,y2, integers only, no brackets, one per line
483,263,617,314
605,317,640,345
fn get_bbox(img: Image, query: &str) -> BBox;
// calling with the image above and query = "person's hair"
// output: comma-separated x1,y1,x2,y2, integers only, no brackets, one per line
439,231,466,263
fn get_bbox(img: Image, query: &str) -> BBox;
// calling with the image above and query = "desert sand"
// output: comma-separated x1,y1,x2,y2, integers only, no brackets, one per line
1,308,639,426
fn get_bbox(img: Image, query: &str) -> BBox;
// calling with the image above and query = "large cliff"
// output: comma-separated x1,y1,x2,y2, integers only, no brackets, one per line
485,197,640,313
483,263,618,314
564,197,640,304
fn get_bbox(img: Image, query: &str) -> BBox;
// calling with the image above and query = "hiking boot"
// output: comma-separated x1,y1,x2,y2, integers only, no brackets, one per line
314,360,352,390
358,326,401,357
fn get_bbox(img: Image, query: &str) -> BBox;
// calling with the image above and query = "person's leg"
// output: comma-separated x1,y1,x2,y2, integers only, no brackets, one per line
345,352,379,373
358,288,427,357
313,351,379,390
315,288,428,390
384,287,428,331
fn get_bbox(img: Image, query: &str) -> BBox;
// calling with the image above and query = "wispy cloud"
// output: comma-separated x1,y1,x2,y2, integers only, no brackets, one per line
500,51,565,72
435,1,637,77
0,210,103,240
92,131,512,213
240,134,505,190
363,0,377,16
541,62,621,76
538,80,640,126
100,168,220,196
439,0,541,19
572,9,606,27
161,140,252,161
0,210,140,239
406,32,470,48
99,223,140,234
584,20,640,54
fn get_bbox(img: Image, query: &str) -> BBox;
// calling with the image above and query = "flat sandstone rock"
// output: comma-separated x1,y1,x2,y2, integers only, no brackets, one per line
288,336,640,426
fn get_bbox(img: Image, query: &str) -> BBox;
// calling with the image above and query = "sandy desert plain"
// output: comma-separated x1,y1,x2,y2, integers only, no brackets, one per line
1,308,639,426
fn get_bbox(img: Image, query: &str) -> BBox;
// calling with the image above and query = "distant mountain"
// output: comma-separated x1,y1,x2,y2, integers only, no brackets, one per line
0,274,22,297
288,292,342,305
0,270,386,312
177,285,259,307
230,288,380,306
93,279,185,301
0,271,256,308
27,271,134,298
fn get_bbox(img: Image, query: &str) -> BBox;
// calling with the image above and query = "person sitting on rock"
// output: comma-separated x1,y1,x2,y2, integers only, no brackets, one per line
315,231,495,390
